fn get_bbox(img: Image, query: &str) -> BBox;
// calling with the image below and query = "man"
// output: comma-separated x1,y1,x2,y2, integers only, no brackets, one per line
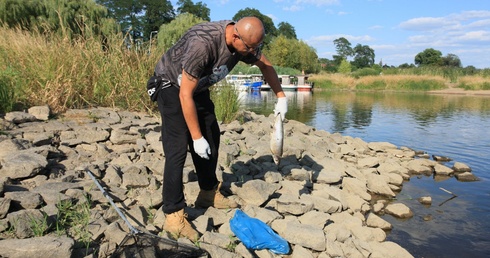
147,16,288,241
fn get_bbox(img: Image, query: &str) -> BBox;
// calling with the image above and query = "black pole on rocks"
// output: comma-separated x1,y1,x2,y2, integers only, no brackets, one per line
85,169,140,234
85,169,210,258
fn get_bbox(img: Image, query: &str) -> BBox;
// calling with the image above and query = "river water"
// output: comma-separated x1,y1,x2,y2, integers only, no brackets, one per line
239,90,490,258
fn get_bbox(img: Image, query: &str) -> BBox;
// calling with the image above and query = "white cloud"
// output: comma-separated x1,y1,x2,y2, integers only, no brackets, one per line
212,0,230,5
283,5,303,12
399,17,454,31
466,19,490,29
267,14,279,21
453,10,490,20
369,25,383,30
398,10,490,54
456,30,490,42
294,0,340,6
282,0,339,12
309,34,375,44
371,44,397,50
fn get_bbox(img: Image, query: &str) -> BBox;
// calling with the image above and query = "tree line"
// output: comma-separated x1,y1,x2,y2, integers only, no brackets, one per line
0,0,478,75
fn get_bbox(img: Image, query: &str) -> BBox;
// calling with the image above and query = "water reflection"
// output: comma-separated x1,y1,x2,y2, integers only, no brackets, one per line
239,90,490,257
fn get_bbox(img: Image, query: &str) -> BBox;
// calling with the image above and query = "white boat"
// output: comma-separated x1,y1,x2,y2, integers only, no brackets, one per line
225,74,263,92
261,74,313,92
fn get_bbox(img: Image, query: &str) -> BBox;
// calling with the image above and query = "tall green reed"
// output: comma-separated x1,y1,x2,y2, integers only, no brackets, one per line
210,82,241,124
0,26,156,114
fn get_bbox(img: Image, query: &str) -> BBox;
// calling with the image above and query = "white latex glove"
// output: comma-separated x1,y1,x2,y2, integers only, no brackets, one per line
274,97,288,121
193,136,211,160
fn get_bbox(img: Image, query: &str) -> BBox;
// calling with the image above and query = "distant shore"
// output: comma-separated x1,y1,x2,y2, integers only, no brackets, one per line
428,88,490,96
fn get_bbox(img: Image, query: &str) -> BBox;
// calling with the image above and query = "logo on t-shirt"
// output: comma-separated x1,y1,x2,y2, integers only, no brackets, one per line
198,64,229,89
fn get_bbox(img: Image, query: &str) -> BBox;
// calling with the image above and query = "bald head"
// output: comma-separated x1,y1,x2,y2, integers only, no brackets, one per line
235,17,265,46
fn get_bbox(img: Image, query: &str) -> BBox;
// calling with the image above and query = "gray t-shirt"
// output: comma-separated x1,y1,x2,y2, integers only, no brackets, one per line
154,20,259,94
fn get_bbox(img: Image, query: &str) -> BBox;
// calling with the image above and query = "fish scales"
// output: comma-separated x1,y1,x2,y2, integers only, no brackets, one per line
270,113,283,165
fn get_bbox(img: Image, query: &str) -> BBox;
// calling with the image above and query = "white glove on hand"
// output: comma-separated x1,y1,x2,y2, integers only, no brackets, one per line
274,97,288,121
193,136,211,160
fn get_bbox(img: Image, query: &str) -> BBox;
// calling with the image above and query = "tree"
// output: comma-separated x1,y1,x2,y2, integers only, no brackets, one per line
294,40,319,74
338,59,351,74
264,35,318,73
351,44,375,69
232,8,277,46
176,0,210,21
0,0,40,29
333,37,353,64
96,0,145,39
96,0,175,39
399,63,415,68
156,13,205,52
264,35,292,68
441,53,462,68
142,0,174,39
318,58,337,72
277,21,296,39
0,0,115,39
414,48,442,66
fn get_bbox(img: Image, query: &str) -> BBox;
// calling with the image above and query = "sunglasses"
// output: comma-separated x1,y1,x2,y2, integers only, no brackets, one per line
235,26,263,53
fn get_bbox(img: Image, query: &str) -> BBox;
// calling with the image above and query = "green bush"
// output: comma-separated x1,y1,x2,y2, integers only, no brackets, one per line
0,67,17,113
356,80,386,90
309,79,335,89
482,82,490,90
351,68,380,78
397,80,444,91
210,83,240,124
461,81,490,90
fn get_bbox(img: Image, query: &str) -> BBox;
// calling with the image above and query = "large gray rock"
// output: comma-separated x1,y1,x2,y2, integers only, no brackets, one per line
272,219,326,251
0,152,47,179
0,108,427,258
385,203,413,218
366,173,396,197
4,111,38,124
3,191,43,209
232,180,278,206
7,209,45,238
0,236,74,258
28,106,50,121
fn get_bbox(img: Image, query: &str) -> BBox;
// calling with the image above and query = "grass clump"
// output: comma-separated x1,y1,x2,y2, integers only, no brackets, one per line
351,67,381,78
29,212,50,237
356,75,445,91
458,76,490,90
211,83,241,124
0,66,17,113
310,73,446,91
309,73,356,90
0,26,155,114
55,196,93,249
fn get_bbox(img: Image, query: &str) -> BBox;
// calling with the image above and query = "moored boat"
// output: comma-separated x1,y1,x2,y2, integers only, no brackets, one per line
225,74,263,92
261,74,313,92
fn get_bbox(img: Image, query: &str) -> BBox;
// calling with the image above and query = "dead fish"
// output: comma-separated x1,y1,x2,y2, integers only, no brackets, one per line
270,113,283,165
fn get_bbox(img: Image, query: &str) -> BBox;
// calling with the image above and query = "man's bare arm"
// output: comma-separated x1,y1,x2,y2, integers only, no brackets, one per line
255,54,286,98
179,69,202,140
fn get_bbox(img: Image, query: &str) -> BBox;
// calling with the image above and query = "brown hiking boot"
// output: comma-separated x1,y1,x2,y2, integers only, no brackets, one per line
163,209,199,241
195,182,238,209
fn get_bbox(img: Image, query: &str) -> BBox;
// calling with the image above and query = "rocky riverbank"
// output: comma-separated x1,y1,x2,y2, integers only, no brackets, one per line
0,106,478,258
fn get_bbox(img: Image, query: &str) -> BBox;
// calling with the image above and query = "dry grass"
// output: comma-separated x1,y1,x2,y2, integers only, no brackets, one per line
0,26,157,114
310,73,446,91
458,76,490,90
309,73,356,89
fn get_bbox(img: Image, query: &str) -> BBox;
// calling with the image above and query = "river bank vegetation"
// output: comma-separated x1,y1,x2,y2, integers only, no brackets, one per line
1,0,489,119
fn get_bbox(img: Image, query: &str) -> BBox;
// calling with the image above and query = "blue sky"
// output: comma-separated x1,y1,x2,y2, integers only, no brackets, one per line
171,0,490,69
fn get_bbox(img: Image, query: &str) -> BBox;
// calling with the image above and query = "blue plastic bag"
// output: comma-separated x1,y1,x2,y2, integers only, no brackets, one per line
229,209,290,254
